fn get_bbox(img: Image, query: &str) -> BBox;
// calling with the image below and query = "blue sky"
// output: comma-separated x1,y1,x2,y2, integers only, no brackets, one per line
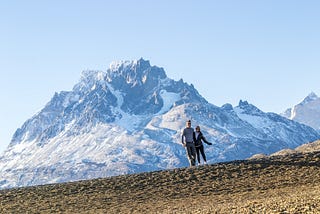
1,0,320,153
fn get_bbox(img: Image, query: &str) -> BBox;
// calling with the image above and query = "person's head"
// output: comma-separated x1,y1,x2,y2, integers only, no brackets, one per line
195,126,200,132
186,120,191,127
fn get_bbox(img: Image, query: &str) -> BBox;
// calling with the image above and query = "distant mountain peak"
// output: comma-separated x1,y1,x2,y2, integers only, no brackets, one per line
237,100,263,116
106,58,166,87
109,58,149,70
238,100,249,107
281,92,320,130
301,92,319,105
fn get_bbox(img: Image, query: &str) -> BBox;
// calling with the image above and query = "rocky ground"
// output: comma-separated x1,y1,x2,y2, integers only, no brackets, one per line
1,150,320,213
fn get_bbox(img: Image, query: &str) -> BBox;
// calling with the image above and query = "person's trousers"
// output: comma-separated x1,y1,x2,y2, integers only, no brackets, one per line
185,142,196,166
195,145,206,163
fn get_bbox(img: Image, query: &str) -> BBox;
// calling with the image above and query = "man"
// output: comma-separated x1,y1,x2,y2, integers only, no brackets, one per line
181,120,196,166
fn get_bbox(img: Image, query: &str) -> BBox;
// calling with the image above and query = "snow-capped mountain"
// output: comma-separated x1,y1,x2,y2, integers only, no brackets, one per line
0,58,319,189
282,92,320,130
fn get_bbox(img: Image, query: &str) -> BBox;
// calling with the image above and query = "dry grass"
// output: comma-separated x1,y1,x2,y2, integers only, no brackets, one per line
1,151,320,213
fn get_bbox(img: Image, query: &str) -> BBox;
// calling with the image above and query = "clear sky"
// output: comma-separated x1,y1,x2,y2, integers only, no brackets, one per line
1,0,320,153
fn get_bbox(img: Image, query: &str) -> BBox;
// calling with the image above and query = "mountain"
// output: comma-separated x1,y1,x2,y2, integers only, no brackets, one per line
0,58,319,189
281,92,320,130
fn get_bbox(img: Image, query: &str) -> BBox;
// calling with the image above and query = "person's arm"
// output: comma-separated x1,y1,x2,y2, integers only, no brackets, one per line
201,135,212,145
181,129,186,145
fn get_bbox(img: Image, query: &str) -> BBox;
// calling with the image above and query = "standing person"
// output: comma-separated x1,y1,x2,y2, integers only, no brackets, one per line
181,120,196,166
194,126,212,165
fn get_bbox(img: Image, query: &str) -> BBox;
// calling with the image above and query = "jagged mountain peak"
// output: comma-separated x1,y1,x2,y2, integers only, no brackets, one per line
75,58,167,94
238,100,250,107
236,100,264,116
107,58,166,86
108,58,150,71
301,92,319,105
281,92,320,130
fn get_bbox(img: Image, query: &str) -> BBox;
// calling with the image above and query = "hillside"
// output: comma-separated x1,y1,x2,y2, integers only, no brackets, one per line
1,149,320,213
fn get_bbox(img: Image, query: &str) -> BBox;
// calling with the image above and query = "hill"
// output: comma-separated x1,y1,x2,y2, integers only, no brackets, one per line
249,140,320,158
1,148,320,213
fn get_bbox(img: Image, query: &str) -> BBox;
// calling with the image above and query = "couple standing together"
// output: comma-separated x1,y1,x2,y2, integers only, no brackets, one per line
181,120,212,166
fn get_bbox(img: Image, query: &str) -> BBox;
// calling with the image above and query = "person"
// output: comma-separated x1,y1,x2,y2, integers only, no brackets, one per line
181,120,196,166
194,125,212,165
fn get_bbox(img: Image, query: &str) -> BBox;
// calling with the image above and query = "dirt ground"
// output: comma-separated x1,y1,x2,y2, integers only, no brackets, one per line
1,151,320,213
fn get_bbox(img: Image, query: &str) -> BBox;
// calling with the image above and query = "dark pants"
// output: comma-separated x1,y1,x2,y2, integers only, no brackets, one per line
185,142,196,166
196,145,206,163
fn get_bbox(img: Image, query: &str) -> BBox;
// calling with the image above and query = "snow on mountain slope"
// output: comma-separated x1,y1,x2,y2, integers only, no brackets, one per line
281,92,320,130
0,58,319,189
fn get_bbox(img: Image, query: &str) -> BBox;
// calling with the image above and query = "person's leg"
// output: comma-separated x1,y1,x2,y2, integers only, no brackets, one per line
189,144,196,166
195,147,201,164
185,145,192,166
186,144,195,166
199,145,207,162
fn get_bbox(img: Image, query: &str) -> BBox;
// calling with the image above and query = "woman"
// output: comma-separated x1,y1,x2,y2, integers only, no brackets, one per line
194,126,212,165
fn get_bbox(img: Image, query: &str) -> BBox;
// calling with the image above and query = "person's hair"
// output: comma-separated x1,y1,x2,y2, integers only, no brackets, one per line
195,126,200,130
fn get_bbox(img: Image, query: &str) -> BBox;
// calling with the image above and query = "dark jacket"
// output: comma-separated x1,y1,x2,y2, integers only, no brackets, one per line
193,131,212,147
